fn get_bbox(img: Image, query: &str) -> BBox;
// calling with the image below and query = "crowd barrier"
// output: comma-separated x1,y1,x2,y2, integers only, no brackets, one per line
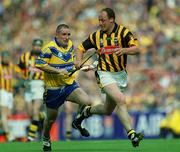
3,111,166,142
56,111,166,140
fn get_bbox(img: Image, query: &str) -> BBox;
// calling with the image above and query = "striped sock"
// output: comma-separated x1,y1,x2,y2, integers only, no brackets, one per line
28,120,39,141
127,129,136,140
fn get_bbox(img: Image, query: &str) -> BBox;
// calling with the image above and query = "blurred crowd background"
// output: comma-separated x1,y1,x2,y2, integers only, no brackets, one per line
0,0,179,141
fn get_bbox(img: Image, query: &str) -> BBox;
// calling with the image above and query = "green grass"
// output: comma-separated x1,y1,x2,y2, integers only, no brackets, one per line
0,139,179,152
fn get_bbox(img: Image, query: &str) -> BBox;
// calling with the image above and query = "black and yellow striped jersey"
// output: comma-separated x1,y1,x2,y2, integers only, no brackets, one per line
18,51,44,80
0,63,14,92
78,23,138,72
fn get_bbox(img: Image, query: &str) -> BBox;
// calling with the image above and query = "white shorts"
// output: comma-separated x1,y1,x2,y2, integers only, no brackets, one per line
0,89,13,109
24,80,44,102
97,70,127,92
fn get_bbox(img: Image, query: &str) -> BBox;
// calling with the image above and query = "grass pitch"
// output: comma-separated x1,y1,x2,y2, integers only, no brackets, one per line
0,139,179,152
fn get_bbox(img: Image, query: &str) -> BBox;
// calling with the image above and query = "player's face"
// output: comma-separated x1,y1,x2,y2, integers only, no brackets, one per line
99,11,113,32
56,27,71,48
2,55,10,64
32,45,42,52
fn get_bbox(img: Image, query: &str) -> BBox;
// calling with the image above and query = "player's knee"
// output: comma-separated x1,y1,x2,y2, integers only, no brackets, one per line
65,107,73,114
87,101,92,106
116,95,126,105
118,100,126,106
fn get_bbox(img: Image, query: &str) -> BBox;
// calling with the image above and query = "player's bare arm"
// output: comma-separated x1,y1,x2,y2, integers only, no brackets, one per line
114,45,140,56
74,48,84,69
36,64,68,76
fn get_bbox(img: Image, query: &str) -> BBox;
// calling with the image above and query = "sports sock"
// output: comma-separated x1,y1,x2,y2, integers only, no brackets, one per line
28,120,39,141
65,131,72,140
127,129,136,140
76,106,91,123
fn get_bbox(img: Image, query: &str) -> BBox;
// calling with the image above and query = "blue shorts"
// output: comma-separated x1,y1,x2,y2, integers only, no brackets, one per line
43,81,79,109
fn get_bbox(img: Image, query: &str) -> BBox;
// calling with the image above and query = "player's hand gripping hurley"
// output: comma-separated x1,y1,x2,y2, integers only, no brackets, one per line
69,51,97,76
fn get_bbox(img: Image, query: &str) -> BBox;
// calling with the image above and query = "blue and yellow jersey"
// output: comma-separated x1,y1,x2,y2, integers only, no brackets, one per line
36,38,76,87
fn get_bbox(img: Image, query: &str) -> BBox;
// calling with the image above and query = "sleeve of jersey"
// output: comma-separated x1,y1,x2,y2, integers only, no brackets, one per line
124,30,139,47
14,65,22,73
78,34,95,53
35,47,52,68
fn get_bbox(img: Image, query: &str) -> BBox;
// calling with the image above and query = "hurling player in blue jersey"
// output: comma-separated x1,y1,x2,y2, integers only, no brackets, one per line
36,24,91,152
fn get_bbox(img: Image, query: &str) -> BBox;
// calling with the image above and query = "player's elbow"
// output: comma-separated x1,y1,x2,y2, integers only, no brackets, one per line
132,46,140,55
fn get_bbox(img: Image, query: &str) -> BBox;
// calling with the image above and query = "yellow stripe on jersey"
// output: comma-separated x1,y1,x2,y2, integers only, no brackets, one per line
78,44,86,53
19,51,44,80
117,25,123,47
90,34,95,46
123,28,129,38
36,39,76,87
95,30,101,50
0,63,14,92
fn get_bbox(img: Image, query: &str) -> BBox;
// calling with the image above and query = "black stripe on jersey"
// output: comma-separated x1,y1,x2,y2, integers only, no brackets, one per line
40,72,44,79
32,74,35,80
107,35,117,72
109,54,118,71
120,27,126,48
92,32,98,50
100,31,110,71
18,54,26,69
118,56,123,70
98,31,105,70
98,55,102,70
99,30,104,47
115,26,120,38
120,27,127,71
124,31,133,47
106,36,111,45
82,37,94,50
98,31,103,70
114,26,120,46
4,78,7,90
123,54,127,68
101,54,110,71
